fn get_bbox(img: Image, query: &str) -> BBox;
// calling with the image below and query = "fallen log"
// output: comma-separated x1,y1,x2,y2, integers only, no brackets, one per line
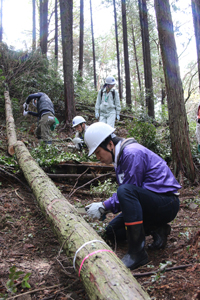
4,91,17,155
14,140,150,300
47,173,116,179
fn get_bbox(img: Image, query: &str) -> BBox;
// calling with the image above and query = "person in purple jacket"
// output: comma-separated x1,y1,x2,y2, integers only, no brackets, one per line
84,122,181,270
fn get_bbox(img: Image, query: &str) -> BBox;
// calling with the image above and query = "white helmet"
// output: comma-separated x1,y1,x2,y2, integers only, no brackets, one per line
105,76,116,85
72,116,86,127
84,122,115,156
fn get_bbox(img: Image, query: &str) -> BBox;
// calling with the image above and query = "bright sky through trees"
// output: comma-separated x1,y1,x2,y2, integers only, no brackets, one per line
2,0,197,76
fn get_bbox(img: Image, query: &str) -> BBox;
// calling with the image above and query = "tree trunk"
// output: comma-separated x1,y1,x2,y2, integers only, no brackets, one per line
55,0,58,67
78,0,84,77
90,0,97,89
132,25,142,93
32,0,36,50
14,140,150,300
191,0,200,89
121,0,131,106
113,0,122,100
40,0,48,55
0,0,3,42
4,91,17,155
59,0,76,122
154,0,196,182
138,0,154,118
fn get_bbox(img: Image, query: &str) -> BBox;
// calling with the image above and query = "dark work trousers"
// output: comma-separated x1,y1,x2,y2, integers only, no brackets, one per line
105,184,180,242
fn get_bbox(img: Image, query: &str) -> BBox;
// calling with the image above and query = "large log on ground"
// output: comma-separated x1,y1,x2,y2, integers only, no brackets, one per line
4,91,17,155
14,140,150,300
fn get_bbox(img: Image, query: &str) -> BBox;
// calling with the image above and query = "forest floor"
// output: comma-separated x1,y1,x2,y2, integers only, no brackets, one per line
0,112,200,300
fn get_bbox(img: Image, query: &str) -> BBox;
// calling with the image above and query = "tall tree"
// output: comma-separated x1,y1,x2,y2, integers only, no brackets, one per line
154,0,196,182
55,0,58,66
121,0,131,106
132,25,142,93
138,0,154,117
191,0,200,89
40,0,48,55
78,0,84,77
90,0,97,89
113,0,122,100
32,0,36,50
59,0,75,122
0,0,2,42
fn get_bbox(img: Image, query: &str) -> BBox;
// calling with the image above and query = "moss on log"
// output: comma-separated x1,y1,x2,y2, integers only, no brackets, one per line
14,141,150,300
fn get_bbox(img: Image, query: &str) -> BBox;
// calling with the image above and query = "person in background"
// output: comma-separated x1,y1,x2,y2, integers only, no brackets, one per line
84,122,181,270
196,101,200,153
95,76,121,128
72,116,88,151
23,92,56,145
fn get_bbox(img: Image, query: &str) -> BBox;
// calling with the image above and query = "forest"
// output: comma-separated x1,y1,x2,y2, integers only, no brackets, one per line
0,0,200,299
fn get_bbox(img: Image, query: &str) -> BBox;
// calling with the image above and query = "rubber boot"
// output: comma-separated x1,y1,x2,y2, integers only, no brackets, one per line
121,224,148,270
148,224,171,250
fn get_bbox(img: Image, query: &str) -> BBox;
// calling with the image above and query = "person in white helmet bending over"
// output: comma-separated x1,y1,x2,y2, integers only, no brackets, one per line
84,122,181,270
72,116,88,151
95,76,121,127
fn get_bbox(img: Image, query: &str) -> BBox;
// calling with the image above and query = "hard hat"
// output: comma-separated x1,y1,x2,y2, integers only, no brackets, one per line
105,76,116,85
84,122,115,156
72,116,86,127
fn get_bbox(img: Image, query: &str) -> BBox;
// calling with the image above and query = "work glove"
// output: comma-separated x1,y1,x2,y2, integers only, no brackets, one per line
116,114,120,121
23,102,29,111
23,110,29,116
85,202,109,220
73,137,83,150
95,112,99,119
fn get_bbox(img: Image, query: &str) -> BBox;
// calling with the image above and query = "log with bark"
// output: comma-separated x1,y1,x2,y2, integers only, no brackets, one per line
14,140,150,300
4,91,17,155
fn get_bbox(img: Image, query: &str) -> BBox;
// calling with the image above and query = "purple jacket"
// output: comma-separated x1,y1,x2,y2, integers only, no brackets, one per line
104,142,181,213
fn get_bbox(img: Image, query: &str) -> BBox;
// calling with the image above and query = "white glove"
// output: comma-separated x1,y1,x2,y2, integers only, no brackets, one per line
116,114,120,121
23,110,29,116
85,202,106,220
73,137,83,149
23,102,29,111
95,112,99,119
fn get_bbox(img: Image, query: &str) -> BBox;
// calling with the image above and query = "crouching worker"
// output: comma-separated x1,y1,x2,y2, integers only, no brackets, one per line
23,92,58,145
72,116,88,151
84,122,181,270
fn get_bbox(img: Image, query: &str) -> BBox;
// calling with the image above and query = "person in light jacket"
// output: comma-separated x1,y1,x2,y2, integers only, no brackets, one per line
84,122,181,270
95,76,121,128
72,116,88,151
23,92,56,145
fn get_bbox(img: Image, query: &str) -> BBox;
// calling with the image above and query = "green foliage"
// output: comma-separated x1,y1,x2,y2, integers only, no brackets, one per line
90,178,118,198
30,144,97,169
0,266,31,299
126,115,171,160
74,72,98,105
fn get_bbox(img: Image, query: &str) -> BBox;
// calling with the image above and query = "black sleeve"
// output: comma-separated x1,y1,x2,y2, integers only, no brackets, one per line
28,111,39,117
26,92,43,104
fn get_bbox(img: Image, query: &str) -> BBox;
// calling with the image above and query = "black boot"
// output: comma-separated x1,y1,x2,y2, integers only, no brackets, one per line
121,224,148,270
148,224,171,250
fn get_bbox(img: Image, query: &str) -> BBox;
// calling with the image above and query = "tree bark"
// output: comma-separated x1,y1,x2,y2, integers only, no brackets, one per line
4,91,17,156
191,0,200,90
59,0,76,122
78,0,84,77
138,0,154,118
154,0,196,182
121,0,131,106
90,0,97,89
0,0,3,42
32,0,36,50
14,140,150,300
40,0,48,55
113,0,122,100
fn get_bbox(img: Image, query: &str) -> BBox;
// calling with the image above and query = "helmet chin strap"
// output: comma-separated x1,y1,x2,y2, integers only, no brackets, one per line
101,145,115,162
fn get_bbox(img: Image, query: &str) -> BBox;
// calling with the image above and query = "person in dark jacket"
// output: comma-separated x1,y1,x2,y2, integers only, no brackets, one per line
23,92,55,144
84,122,181,270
